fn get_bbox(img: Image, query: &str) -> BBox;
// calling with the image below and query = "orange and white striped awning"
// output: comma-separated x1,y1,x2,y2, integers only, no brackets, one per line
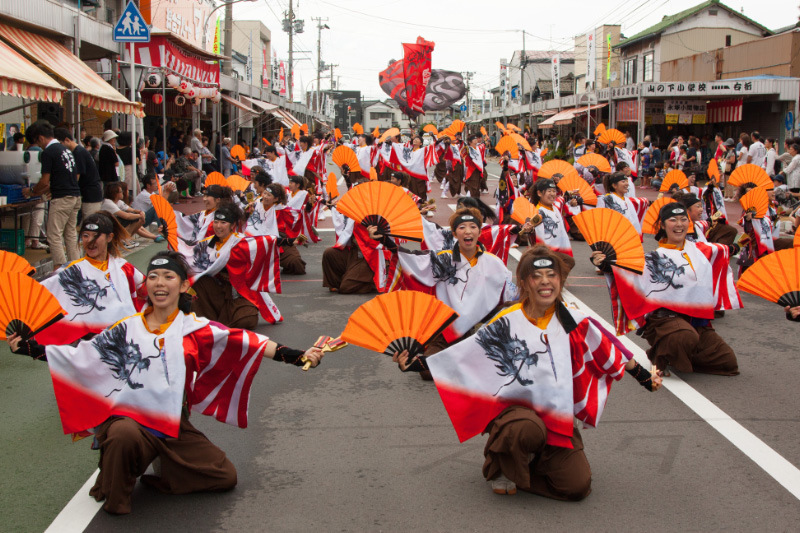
0,39,65,102
0,22,144,118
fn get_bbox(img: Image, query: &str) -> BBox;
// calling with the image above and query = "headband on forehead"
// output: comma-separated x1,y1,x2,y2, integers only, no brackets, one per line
147,256,188,279
214,210,236,223
535,179,557,192
452,213,479,229
530,257,556,270
204,185,225,199
609,173,628,186
80,216,114,235
659,203,688,222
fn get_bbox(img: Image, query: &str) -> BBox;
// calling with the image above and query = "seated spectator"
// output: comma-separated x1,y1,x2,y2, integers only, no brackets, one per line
163,148,204,196
101,182,161,248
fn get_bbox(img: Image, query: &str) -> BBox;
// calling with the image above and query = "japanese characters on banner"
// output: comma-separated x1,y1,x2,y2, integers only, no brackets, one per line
664,100,707,125
262,46,269,88
644,102,665,125
500,58,508,108
551,55,560,100
585,31,596,90
279,61,286,97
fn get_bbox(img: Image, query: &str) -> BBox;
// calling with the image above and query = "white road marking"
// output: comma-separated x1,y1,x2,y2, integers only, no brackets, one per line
505,246,800,501
45,469,102,532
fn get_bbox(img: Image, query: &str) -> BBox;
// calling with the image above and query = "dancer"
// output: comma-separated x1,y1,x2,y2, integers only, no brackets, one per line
7,251,324,515
597,173,646,237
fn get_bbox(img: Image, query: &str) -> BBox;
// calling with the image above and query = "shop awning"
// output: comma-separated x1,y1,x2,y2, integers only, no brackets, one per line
272,108,302,129
616,100,639,122
539,104,608,129
241,95,278,113
573,103,608,116
0,22,143,117
707,99,743,123
0,39,65,102
221,93,257,115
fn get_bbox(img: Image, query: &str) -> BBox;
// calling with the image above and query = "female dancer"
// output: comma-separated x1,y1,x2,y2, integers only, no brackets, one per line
597,172,646,237
38,212,146,344
528,179,575,269
7,250,323,515
247,182,307,275
593,202,741,374
395,246,660,498
176,184,234,243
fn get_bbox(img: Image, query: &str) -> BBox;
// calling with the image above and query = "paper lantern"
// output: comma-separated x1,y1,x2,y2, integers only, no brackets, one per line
211,91,222,103
146,71,162,88
152,93,163,105
192,97,202,106
175,95,186,106
185,87,199,99
179,80,193,93
166,74,180,88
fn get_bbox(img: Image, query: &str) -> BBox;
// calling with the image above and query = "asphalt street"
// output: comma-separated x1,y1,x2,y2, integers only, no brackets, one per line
2,161,799,532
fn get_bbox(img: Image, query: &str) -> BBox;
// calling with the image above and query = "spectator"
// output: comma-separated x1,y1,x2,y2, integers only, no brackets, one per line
22,120,81,268
98,130,119,183
200,136,217,173
164,148,204,196
779,143,800,193
722,138,737,199
131,173,161,230
714,132,726,161
737,133,750,164
190,128,204,154
54,128,103,218
9,132,25,151
116,132,137,199
101,182,160,247
625,131,634,151
747,131,766,168
220,137,235,177
639,140,652,188
765,138,778,177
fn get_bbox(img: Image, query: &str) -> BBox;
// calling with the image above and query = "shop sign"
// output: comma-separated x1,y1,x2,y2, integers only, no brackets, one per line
644,81,755,97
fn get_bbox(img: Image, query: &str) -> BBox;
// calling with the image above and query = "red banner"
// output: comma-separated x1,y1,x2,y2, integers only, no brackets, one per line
262,46,269,88
134,36,219,85
279,61,286,96
402,37,434,114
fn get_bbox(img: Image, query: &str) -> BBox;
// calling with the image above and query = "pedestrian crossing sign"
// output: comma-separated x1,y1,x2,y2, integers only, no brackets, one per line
113,1,150,43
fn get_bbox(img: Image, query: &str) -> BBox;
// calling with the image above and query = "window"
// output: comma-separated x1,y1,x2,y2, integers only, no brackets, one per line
623,57,637,85
643,53,654,82
725,35,732,46
370,112,393,120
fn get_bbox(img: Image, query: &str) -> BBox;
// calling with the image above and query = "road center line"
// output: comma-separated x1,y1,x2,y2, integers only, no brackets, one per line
45,469,102,532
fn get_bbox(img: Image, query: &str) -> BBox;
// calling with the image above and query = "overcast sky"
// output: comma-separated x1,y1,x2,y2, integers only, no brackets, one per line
233,0,798,102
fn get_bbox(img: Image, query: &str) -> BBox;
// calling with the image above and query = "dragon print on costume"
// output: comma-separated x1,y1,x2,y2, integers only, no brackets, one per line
602,194,626,215
58,267,111,319
192,242,214,272
477,316,544,395
539,211,560,239
644,251,689,296
430,251,463,286
93,323,157,396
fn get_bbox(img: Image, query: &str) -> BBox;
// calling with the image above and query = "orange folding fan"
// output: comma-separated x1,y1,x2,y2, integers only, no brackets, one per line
291,124,301,140
660,170,689,192
327,172,339,199
262,137,271,146
334,128,342,141
227,175,251,192
494,135,519,159
150,194,179,251
511,197,540,225
739,186,769,219
495,121,507,133
795,225,800,248
0,250,35,276
480,126,488,137
369,167,378,181
506,123,521,132
204,172,228,188
341,291,459,359
510,133,532,152
353,123,364,135
0,273,66,340
230,145,247,161
331,145,361,172
540,147,548,157
423,124,438,135
557,174,598,206
279,128,284,142
737,247,800,307
577,153,612,173
372,127,380,137
706,159,720,183
451,119,465,132
572,208,645,273
598,128,625,146
642,197,676,235
538,160,579,181
301,124,309,134
379,128,400,143
335,181,423,241
729,164,773,191
594,123,607,136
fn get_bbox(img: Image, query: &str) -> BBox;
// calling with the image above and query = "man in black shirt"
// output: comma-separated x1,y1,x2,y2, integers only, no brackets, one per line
55,128,104,217
23,120,82,268
98,130,119,183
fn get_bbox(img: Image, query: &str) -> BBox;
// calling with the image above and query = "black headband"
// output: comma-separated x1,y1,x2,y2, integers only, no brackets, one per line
659,203,688,222
147,256,188,280
609,173,628,186
452,213,479,230
80,217,114,235
529,257,556,270
214,210,236,223
204,185,225,198
535,179,557,192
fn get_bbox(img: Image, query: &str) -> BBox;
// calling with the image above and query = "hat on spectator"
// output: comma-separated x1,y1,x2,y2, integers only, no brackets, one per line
102,130,118,142
724,138,735,147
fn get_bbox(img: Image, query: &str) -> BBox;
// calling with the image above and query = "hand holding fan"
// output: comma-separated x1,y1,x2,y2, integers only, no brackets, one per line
594,123,607,136
423,124,438,136
230,145,247,161
352,123,364,135
332,145,361,173
577,153,612,173
510,133,532,151
642,197,676,235
335,181,424,241
739,186,769,219
737,247,800,308
557,174,598,206
334,128,342,141
300,124,309,135
706,159,720,182
660,170,689,192
341,291,458,363
598,128,625,146
290,124,301,140
227,175,251,192
494,135,519,159
150,194,179,250
379,128,400,143
572,208,645,273
0,273,66,340
511,197,542,226
0,250,35,276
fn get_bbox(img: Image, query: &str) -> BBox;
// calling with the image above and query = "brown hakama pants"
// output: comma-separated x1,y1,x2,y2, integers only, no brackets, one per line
447,163,464,197
705,223,738,245
191,276,259,330
464,169,482,198
406,176,428,203
641,315,739,375
321,246,377,294
280,245,306,275
433,160,447,184
483,406,592,501
90,416,237,514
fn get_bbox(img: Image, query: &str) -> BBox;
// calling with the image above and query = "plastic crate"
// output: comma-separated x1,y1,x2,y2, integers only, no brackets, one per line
0,229,25,256
0,184,24,204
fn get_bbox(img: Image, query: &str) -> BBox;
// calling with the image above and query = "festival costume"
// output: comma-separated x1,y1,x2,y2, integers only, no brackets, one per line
461,144,485,198
245,201,307,275
38,255,146,344
263,154,292,187
42,309,274,514
420,217,517,265
602,240,740,374
176,209,216,243
426,302,631,499
533,203,574,261
596,193,647,238
738,208,776,274
390,144,434,201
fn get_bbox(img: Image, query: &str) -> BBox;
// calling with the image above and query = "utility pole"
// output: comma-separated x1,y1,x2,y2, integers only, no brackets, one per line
329,63,338,90
223,1,233,75
462,71,474,118
313,17,329,114
288,0,294,101
520,30,526,128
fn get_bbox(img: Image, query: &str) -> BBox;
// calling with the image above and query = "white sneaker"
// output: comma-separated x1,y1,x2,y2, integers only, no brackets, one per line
441,190,447,199
489,475,517,495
